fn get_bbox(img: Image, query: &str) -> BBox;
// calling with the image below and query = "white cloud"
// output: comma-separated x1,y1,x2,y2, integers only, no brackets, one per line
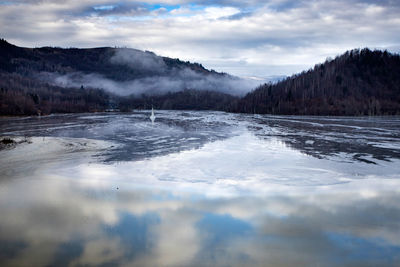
1,0,399,77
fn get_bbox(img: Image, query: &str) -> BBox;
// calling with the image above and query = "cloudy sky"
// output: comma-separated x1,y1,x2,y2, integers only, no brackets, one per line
1,0,400,78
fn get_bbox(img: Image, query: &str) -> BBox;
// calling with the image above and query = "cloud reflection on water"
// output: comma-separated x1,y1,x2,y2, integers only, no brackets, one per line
1,113,400,266
0,129,400,266
1,177,400,266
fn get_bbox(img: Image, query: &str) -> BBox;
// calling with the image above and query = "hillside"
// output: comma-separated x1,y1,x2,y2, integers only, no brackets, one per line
0,39,243,115
0,39,222,80
236,48,400,115
1,39,400,116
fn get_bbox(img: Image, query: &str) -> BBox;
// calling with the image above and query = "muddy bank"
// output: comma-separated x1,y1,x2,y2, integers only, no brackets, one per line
0,136,114,179
0,136,32,151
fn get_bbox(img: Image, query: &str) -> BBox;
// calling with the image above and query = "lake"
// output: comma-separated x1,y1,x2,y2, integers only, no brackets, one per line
1,111,400,266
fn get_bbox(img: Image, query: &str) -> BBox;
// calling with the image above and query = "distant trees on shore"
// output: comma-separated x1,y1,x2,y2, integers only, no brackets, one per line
235,48,400,115
1,38,400,116
0,73,108,115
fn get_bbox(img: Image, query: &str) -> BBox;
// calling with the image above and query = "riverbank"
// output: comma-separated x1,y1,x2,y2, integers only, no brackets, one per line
0,136,114,179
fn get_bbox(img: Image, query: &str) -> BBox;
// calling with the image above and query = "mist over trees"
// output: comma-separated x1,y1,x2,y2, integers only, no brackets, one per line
0,39,251,115
1,38,400,116
0,72,108,115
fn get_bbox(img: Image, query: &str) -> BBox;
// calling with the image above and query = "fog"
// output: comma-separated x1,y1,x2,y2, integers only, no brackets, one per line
42,48,261,97
110,48,167,73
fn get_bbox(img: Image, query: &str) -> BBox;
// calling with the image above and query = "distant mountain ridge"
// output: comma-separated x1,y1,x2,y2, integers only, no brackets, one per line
0,39,244,115
235,48,400,115
0,39,246,94
1,39,400,116
0,39,216,78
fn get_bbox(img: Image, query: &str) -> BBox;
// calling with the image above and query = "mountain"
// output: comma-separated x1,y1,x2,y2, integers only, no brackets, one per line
0,39,228,83
235,48,400,115
0,39,244,115
1,39,400,116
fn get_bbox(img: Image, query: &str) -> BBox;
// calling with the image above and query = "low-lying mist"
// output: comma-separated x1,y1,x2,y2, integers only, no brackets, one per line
41,48,260,97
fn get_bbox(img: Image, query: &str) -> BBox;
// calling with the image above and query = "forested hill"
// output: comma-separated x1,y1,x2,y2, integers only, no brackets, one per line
0,38,220,80
0,39,241,115
236,48,400,115
1,38,400,116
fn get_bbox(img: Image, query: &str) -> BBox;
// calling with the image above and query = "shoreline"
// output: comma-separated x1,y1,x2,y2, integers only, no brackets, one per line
2,110,400,119
0,136,115,178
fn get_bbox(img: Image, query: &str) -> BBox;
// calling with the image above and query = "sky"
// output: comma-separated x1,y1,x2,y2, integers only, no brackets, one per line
1,0,400,78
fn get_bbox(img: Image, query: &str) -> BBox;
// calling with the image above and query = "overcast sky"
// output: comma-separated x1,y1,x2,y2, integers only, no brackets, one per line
1,0,400,78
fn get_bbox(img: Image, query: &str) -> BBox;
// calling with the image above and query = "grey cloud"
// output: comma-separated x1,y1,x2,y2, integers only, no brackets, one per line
86,3,155,17
4,0,400,10
1,0,400,77
223,11,254,20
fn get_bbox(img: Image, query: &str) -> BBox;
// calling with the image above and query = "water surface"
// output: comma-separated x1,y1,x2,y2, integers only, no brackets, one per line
1,111,400,266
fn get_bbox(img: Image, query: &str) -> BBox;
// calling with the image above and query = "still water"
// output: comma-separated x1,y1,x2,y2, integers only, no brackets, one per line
0,111,400,266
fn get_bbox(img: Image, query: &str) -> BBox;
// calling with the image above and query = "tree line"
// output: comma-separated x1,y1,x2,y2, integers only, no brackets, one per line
1,38,399,116
0,72,108,115
234,48,400,115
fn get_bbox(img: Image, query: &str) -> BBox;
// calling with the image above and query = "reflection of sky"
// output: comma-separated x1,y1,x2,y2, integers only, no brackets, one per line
54,131,400,197
1,114,400,266
1,174,400,266
1,175,400,265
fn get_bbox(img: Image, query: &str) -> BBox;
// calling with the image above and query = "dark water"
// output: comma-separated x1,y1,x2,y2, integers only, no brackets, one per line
0,111,400,266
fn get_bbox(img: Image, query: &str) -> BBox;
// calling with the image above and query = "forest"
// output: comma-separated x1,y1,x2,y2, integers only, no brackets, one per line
0,38,236,115
1,38,400,116
236,48,400,115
